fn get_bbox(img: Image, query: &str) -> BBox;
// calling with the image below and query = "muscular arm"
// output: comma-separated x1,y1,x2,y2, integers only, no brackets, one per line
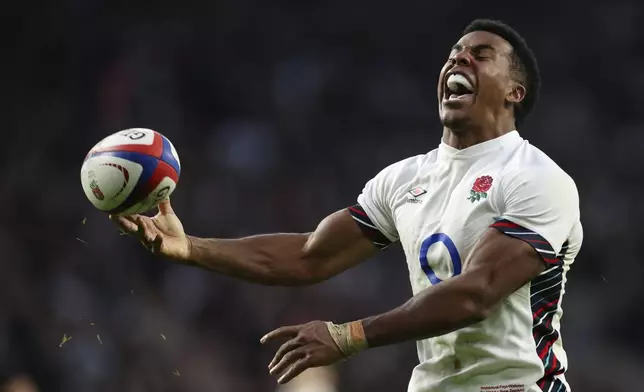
261,227,550,382
261,166,579,384
361,228,544,347
357,166,577,346
186,209,378,286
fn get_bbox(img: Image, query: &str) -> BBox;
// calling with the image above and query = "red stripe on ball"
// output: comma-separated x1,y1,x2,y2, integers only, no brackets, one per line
143,160,179,195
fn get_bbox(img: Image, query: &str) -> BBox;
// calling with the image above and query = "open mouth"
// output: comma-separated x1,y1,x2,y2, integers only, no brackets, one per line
443,73,475,102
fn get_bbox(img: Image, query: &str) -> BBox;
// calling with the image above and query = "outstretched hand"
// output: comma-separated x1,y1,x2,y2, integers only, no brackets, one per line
110,199,191,261
261,321,345,384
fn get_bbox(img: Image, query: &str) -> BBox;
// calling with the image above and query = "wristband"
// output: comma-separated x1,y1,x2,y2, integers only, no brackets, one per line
325,320,368,358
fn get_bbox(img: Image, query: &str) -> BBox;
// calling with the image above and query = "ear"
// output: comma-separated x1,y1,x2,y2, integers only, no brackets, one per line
506,82,526,104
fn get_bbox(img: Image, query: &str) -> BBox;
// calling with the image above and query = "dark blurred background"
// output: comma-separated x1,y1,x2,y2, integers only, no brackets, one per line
2,0,643,391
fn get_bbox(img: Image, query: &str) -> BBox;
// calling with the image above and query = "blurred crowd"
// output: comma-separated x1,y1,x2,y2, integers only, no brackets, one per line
3,0,644,391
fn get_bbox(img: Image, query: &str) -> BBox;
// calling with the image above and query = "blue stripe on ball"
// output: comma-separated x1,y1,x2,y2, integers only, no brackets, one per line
160,135,181,176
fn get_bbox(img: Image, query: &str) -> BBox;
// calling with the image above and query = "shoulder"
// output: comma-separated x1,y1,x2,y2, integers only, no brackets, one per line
500,140,577,194
359,151,437,208
493,141,580,217
370,151,437,185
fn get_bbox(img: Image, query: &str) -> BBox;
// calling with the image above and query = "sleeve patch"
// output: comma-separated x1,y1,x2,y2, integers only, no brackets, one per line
348,204,392,249
491,219,568,266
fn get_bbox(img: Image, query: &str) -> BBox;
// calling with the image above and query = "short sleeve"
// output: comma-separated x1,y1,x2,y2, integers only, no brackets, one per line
355,165,400,243
491,166,579,265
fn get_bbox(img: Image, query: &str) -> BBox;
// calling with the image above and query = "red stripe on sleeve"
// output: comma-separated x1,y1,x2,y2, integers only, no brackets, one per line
348,206,368,217
524,239,551,245
491,221,521,229
532,299,559,318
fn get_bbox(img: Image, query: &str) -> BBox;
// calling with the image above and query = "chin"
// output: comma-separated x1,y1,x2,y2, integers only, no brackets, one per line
440,112,472,130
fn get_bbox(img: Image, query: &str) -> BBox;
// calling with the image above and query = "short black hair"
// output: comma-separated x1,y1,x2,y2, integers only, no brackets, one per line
463,19,541,127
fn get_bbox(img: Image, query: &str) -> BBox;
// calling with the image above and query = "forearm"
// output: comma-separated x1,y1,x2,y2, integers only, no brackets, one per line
183,209,377,287
361,274,490,348
328,229,544,356
187,233,318,286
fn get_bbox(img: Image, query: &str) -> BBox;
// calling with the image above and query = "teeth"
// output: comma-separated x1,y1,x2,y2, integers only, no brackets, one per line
447,93,471,101
447,74,473,93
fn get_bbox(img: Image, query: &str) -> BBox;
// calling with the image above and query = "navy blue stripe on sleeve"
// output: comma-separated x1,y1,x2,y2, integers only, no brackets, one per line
491,219,568,266
348,204,392,249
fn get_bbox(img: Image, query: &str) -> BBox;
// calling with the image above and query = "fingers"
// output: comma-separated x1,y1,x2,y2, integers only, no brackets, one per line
137,217,165,254
263,324,312,384
137,216,157,243
264,321,345,385
261,325,300,345
107,209,175,258
151,235,164,254
276,358,312,384
268,338,302,370
269,346,306,377
110,213,160,252
109,214,140,234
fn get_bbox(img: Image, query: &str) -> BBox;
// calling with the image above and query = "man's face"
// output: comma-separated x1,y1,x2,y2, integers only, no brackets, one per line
437,31,522,130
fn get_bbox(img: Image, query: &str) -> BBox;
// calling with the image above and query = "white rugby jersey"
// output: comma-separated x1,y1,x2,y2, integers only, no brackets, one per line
349,131,582,392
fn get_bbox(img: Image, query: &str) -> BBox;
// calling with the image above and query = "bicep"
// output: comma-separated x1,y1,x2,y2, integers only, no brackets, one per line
463,168,580,306
462,228,545,307
302,208,380,282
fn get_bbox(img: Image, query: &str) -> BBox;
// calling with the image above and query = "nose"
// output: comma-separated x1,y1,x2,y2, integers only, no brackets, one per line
450,51,472,67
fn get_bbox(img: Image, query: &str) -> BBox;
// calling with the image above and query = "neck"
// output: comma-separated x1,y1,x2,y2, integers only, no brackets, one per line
442,121,516,150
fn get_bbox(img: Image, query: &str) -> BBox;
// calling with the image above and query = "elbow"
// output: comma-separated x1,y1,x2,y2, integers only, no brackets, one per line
461,299,492,324
275,233,326,286
461,284,495,323
289,262,329,286
254,233,332,287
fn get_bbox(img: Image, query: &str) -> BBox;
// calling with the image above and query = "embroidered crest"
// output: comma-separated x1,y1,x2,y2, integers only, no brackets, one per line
467,175,493,203
89,179,105,200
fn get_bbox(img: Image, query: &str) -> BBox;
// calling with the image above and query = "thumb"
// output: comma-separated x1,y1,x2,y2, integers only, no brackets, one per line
157,198,174,215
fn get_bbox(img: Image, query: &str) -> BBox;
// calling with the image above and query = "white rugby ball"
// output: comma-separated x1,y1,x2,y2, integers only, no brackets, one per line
80,128,181,216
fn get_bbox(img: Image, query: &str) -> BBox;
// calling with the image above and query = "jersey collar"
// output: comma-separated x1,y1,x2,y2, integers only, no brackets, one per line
437,130,522,161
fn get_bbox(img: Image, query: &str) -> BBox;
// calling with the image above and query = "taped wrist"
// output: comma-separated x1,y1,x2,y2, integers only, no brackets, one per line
325,320,368,358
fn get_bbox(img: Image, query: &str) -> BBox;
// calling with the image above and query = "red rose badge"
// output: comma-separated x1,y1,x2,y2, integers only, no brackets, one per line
467,175,493,202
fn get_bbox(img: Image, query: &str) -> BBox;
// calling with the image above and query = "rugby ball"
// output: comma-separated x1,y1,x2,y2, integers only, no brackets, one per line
80,128,181,216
